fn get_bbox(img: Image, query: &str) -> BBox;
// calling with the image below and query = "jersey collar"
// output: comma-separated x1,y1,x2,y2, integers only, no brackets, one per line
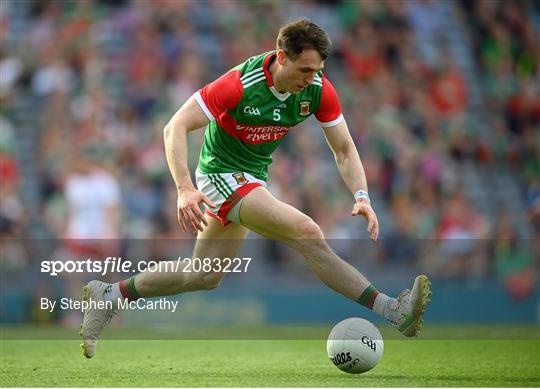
263,52,291,102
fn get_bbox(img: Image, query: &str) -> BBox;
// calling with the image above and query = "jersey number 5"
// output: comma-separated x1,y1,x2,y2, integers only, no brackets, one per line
273,109,281,121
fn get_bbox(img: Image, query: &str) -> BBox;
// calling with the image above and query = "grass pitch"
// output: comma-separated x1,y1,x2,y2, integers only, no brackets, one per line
1,326,539,387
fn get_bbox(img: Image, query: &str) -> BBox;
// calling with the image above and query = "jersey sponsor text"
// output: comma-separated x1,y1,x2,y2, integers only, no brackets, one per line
236,123,291,143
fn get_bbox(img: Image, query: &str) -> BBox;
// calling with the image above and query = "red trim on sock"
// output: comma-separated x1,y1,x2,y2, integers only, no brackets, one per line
118,280,133,301
366,291,378,309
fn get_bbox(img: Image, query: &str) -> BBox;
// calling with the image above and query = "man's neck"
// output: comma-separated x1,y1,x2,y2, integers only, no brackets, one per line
268,56,286,93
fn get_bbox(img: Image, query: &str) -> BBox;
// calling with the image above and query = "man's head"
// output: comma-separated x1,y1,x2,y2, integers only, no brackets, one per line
273,19,332,94
276,19,331,62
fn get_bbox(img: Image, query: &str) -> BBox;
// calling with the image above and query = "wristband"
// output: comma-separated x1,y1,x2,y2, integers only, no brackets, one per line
354,189,370,202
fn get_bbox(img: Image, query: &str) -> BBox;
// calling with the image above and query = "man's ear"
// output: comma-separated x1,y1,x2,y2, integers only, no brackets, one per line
276,49,288,65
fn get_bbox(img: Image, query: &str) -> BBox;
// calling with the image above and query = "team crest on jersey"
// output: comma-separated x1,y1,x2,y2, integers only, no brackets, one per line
233,172,249,185
299,101,311,116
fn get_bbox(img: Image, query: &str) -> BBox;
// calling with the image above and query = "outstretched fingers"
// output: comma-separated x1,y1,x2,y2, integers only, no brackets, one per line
177,208,189,232
366,210,379,242
178,189,216,233
187,206,206,232
201,193,216,209
351,201,379,242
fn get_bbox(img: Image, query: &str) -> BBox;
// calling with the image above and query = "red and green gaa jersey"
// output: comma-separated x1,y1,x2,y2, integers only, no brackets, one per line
195,51,343,181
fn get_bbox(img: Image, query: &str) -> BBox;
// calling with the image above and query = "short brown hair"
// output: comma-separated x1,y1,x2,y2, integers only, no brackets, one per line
276,19,332,61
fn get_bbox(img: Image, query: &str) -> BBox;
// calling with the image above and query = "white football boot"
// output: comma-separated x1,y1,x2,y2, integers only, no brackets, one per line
389,275,432,337
80,280,117,358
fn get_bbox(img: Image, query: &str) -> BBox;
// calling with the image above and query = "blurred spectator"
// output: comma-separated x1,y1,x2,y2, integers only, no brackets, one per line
0,119,24,232
378,196,419,267
63,150,121,240
527,183,540,248
492,211,537,300
54,147,121,326
436,193,489,278
427,61,468,118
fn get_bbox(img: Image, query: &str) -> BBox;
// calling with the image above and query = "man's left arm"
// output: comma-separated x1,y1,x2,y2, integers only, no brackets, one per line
323,120,379,241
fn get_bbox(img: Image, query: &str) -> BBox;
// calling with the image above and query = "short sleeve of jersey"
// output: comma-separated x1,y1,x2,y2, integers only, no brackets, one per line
315,75,344,128
194,70,243,121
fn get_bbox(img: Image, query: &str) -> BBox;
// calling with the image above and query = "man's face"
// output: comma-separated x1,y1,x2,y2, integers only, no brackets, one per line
277,49,325,94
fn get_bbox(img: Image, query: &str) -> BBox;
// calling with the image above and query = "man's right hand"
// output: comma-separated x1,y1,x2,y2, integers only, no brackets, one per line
177,187,216,233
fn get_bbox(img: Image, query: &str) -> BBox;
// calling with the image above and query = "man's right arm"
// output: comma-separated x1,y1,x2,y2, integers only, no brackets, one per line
164,70,243,233
163,95,214,233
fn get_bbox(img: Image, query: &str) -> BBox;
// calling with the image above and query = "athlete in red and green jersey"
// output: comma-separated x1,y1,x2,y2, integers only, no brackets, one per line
80,19,431,359
195,50,343,181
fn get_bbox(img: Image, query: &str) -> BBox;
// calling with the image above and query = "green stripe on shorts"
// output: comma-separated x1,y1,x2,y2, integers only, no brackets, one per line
215,174,240,201
209,174,230,199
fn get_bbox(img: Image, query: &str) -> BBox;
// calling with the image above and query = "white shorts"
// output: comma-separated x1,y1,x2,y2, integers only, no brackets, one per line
195,170,266,225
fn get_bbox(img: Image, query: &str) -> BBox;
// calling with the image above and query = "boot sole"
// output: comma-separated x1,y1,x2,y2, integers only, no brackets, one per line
80,284,92,358
401,275,432,337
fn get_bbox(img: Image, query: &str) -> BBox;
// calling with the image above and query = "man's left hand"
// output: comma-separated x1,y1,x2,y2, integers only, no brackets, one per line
351,198,379,242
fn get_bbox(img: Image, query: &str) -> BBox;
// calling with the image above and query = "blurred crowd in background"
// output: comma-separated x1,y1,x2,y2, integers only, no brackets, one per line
1,0,538,295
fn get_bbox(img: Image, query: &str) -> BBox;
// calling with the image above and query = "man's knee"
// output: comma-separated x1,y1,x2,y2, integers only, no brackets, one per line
197,272,224,290
290,217,331,258
296,217,324,241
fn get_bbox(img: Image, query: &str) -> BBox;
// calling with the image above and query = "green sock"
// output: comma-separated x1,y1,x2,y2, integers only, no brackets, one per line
118,276,142,301
357,285,379,309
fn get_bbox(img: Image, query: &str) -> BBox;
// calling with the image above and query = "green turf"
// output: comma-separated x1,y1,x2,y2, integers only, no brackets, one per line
1,328,539,387
2,323,538,340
